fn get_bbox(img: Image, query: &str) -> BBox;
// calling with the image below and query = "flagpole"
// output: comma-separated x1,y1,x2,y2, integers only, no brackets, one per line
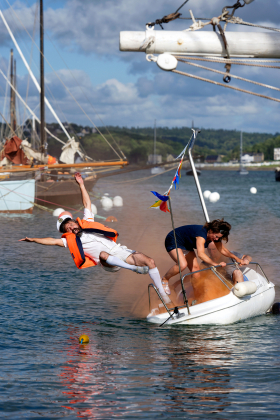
168,196,190,315
189,129,210,223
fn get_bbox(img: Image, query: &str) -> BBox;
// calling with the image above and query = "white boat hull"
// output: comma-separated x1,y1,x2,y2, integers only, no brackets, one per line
151,166,165,175
0,179,35,213
147,269,275,325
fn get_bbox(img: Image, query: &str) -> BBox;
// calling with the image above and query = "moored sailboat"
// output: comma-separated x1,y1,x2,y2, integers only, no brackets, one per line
238,131,248,175
0,2,128,208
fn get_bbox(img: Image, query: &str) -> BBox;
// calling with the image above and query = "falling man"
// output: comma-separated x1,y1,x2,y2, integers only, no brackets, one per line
19,172,170,303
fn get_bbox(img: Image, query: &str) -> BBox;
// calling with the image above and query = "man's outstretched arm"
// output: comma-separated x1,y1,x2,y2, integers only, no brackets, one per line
19,237,64,246
74,172,91,210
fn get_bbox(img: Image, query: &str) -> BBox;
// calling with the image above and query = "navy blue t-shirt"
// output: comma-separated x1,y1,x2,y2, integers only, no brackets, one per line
165,224,209,252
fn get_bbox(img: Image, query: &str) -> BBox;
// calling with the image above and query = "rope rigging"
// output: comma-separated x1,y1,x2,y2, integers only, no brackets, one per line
146,0,190,29
2,0,126,161
144,0,280,103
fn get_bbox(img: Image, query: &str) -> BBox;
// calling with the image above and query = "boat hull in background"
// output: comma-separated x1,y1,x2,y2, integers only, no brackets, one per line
35,177,97,206
0,179,35,213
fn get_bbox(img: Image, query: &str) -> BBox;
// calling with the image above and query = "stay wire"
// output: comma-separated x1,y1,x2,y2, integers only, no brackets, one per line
171,69,280,104
175,0,190,14
175,58,280,93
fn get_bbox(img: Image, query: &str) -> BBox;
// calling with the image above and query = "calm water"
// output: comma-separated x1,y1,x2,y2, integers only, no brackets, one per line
1,170,280,419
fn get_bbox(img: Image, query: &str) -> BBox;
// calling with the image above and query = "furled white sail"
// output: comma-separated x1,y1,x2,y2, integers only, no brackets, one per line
21,140,48,163
59,138,84,164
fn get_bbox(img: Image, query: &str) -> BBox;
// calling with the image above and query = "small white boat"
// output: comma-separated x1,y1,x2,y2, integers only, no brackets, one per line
147,263,275,325
151,166,165,175
0,178,35,213
238,131,249,175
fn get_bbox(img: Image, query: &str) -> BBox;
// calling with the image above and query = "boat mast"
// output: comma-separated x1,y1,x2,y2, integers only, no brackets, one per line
240,131,242,168
40,0,46,159
188,129,210,223
153,119,156,165
0,10,72,142
10,49,16,133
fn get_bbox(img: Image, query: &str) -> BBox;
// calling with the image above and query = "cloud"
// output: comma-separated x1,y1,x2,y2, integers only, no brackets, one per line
0,1,280,134
2,0,280,57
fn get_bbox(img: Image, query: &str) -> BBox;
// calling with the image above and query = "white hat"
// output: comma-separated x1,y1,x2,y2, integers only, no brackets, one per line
57,214,72,232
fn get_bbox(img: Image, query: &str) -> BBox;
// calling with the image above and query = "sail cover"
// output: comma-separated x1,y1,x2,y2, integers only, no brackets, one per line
0,136,28,165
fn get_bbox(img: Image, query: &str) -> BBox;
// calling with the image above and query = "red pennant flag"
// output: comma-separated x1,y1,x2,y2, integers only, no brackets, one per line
160,201,170,213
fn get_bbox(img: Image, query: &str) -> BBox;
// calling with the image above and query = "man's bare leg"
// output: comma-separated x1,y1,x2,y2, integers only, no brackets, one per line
100,251,170,303
99,251,150,274
162,250,199,293
232,269,244,285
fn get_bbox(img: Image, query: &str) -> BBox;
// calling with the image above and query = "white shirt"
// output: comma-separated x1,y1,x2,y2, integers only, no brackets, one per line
61,208,118,263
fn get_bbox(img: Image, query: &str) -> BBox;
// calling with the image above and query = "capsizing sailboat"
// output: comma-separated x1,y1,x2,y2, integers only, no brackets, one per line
120,0,277,324
146,130,275,325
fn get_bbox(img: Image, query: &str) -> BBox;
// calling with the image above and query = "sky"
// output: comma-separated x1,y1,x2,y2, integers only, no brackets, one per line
0,0,280,134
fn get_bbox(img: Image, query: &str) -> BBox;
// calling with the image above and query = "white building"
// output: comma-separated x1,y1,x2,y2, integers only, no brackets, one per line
241,154,254,163
148,154,162,164
274,148,280,161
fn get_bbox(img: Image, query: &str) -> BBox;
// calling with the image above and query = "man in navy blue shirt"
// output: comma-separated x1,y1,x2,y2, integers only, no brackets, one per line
162,219,247,295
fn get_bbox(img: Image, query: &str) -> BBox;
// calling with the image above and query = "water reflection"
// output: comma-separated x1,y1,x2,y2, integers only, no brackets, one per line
59,324,239,418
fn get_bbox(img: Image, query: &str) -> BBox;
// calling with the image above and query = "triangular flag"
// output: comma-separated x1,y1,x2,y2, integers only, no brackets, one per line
151,191,169,202
160,201,170,213
150,199,162,208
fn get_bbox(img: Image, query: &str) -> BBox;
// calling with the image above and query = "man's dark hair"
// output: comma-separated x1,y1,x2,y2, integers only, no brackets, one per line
60,218,74,233
203,219,231,243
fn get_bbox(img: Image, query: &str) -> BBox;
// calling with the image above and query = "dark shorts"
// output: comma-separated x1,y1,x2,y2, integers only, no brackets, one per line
165,232,194,253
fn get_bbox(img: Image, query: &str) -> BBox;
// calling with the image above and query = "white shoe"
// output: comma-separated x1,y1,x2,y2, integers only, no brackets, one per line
135,266,149,274
162,294,171,304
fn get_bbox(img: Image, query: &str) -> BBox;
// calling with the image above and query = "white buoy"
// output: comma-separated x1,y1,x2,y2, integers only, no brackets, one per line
250,187,257,194
203,190,211,199
91,203,98,215
53,208,65,217
113,196,123,207
101,197,113,211
209,192,220,203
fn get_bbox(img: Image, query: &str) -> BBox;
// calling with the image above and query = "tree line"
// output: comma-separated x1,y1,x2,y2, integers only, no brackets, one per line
36,123,280,163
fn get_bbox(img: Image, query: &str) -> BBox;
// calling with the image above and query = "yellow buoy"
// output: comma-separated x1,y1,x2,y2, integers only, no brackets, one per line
79,334,89,344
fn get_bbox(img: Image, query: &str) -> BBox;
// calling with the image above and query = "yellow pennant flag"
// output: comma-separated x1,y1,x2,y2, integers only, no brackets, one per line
150,199,162,208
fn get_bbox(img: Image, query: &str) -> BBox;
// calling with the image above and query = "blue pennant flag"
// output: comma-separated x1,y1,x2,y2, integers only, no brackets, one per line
151,191,169,202
173,173,180,190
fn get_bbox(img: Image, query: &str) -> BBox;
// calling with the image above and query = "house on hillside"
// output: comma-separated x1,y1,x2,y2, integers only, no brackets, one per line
147,154,162,164
242,153,264,163
205,155,223,164
252,152,264,163
274,148,280,160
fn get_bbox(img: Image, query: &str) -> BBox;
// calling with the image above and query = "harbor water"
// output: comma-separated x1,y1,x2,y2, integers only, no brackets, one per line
0,170,280,419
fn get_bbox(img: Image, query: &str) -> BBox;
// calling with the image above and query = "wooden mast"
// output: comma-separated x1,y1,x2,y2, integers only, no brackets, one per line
40,0,46,159
10,49,17,133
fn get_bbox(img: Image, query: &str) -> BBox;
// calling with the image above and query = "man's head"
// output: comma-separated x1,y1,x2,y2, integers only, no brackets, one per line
57,215,81,234
204,219,231,243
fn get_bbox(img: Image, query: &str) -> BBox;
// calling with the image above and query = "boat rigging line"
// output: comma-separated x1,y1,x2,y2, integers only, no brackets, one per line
146,0,190,29
171,69,280,104
3,0,126,161
174,57,280,93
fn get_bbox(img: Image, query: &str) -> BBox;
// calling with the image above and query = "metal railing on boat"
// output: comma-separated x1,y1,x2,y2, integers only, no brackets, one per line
148,261,270,316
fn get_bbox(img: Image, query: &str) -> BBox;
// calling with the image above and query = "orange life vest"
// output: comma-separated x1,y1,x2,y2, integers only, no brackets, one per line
62,218,119,270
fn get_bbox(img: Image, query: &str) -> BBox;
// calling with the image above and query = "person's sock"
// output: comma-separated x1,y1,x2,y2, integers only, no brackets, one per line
106,255,138,272
149,267,171,303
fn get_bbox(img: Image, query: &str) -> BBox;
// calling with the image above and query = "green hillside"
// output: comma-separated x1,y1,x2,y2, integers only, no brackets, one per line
44,124,279,163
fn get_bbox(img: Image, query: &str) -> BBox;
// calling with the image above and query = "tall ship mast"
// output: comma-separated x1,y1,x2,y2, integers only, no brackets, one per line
0,2,128,208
